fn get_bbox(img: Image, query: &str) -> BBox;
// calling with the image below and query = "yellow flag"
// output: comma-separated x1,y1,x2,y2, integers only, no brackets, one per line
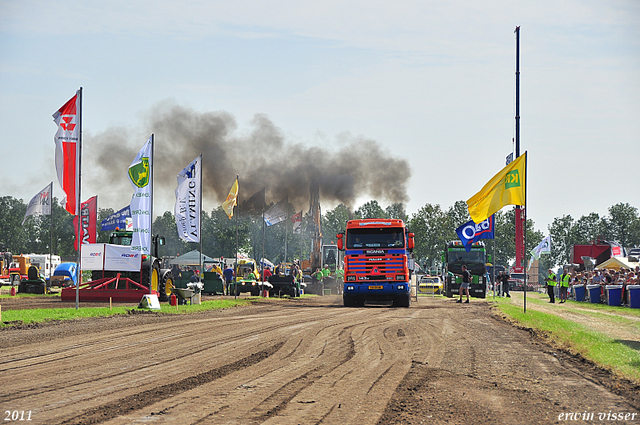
222,178,238,219
466,152,526,223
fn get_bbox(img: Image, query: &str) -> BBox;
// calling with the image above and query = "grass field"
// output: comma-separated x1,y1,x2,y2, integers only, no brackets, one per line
493,292,640,384
0,297,255,326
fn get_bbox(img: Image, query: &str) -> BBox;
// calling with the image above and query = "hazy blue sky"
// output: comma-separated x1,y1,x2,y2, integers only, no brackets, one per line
1,0,638,233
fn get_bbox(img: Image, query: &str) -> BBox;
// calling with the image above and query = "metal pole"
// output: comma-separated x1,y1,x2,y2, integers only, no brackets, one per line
199,154,203,282
261,194,265,296
284,195,288,265
49,182,53,284
76,87,83,310
493,240,496,299
524,152,528,313
150,134,154,295
235,175,238,299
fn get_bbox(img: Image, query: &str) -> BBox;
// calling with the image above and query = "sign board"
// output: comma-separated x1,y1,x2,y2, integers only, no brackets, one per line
81,243,142,272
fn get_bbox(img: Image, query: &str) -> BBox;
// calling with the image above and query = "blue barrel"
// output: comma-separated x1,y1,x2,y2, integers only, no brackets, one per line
587,284,601,304
606,285,623,307
627,285,640,309
573,284,585,302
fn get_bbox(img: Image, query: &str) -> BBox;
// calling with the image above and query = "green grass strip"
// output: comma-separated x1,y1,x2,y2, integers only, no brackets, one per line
494,298,640,383
0,298,255,327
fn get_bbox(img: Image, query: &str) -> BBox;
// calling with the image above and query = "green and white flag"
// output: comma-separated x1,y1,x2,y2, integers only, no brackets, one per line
128,137,152,254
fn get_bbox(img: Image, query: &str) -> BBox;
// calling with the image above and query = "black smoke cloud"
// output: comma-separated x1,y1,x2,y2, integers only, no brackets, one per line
86,102,411,213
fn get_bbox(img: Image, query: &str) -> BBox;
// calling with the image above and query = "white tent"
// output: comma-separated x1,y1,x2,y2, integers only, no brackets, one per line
169,250,217,266
596,257,638,271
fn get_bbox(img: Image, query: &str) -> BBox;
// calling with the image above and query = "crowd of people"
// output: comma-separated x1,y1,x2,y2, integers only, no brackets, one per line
545,266,639,305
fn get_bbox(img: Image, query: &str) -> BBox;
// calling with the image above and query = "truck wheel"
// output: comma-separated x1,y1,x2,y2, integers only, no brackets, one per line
157,272,173,302
141,263,160,292
38,282,46,294
394,294,411,308
234,285,241,296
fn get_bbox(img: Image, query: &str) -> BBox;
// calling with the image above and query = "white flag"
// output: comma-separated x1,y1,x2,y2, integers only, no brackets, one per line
128,137,152,254
264,199,287,227
531,235,551,261
22,182,53,225
175,155,201,242
291,210,302,234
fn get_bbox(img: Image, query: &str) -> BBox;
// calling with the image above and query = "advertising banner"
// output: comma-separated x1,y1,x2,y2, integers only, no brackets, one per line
81,244,105,270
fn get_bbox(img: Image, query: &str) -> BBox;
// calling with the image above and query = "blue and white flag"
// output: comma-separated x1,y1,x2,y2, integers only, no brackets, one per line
264,198,287,227
174,155,201,242
100,205,131,231
455,215,494,252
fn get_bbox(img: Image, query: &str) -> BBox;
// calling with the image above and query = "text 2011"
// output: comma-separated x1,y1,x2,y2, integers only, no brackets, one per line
4,411,32,421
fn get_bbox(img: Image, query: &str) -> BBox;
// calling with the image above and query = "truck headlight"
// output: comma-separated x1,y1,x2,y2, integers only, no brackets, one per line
346,286,355,291
397,285,405,290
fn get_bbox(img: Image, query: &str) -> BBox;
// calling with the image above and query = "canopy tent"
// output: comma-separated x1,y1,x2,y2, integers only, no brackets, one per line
595,257,638,271
169,250,217,266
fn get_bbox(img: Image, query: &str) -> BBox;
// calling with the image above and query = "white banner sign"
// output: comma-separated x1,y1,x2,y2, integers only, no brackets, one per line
174,155,201,242
81,244,142,272
81,244,105,270
104,244,142,271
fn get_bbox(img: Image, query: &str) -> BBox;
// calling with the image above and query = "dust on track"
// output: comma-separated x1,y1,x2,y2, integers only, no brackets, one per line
0,294,638,424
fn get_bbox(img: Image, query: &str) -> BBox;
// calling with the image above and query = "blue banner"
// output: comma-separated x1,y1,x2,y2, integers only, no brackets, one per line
100,205,131,231
456,215,494,252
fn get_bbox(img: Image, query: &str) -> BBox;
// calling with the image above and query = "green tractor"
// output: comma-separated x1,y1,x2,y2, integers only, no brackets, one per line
91,230,174,301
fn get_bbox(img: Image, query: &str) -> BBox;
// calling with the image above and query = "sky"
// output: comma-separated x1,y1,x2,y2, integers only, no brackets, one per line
1,0,639,234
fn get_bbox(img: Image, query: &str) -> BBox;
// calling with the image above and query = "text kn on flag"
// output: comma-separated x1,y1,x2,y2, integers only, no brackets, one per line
264,199,288,227
22,182,53,225
455,215,494,252
222,178,238,219
531,235,551,260
175,155,201,242
466,152,527,224
53,91,80,215
73,196,97,250
291,210,302,234
128,137,152,254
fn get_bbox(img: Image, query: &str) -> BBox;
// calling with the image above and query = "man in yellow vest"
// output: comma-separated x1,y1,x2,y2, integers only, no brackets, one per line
559,269,571,303
546,268,557,303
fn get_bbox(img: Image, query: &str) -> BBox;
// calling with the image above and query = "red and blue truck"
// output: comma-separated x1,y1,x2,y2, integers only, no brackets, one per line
336,219,415,307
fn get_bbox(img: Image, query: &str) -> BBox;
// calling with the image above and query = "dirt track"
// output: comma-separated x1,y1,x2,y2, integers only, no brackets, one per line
1,295,638,424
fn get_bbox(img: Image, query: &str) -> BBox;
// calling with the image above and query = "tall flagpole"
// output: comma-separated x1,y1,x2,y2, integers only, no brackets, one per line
49,182,53,285
284,195,289,264
150,134,154,295
235,174,239,299
524,152,528,313
261,188,266,296
76,87,83,310
199,154,203,282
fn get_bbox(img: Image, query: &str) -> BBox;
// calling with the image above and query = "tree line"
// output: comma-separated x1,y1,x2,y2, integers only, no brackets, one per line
1,195,638,271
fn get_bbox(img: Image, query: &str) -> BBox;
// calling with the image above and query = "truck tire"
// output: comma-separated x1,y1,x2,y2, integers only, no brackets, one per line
343,294,355,307
393,294,411,308
157,271,173,302
141,262,160,292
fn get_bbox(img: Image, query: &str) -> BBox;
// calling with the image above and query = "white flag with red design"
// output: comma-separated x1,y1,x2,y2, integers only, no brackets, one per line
291,210,302,234
53,91,80,215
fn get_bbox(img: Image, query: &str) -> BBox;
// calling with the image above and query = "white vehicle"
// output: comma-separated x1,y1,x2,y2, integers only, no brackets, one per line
25,254,61,280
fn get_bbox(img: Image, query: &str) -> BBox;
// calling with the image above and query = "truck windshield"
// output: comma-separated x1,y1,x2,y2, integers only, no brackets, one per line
446,248,485,275
111,235,132,246
346,228,404,249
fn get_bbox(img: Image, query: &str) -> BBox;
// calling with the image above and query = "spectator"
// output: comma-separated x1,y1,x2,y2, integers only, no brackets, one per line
456,265,471,304
500,271,511,298
559,269,570,303
223,265,235,295
545,269,557,303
